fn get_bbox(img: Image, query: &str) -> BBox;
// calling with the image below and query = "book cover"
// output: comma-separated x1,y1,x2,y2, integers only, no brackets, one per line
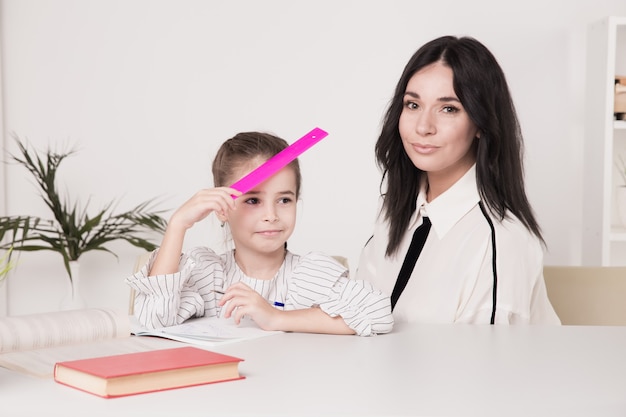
54,346,244,398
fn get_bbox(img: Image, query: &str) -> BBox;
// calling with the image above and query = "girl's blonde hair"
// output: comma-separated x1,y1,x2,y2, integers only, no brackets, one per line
212,131,302,197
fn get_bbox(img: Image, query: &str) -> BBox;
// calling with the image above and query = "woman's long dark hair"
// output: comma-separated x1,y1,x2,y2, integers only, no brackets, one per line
375,36,543,256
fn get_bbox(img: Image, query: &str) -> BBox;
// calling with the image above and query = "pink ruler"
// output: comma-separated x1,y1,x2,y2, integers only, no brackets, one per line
230,127,329,197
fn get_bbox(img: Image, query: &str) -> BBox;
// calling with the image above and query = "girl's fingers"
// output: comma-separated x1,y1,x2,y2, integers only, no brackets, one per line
222,299,250,323
180,188,239,224
221,187,242,198
231,306,247,324
219,288,255,317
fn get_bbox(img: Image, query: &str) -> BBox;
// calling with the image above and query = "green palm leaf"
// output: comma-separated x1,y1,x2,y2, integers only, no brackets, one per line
0,134,168,279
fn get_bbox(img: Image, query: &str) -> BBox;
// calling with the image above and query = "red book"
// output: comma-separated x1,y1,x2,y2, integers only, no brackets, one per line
54,346,244,398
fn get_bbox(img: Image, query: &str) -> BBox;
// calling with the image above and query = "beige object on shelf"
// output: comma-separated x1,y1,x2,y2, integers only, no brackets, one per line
543,265,626,325
616,76,626,116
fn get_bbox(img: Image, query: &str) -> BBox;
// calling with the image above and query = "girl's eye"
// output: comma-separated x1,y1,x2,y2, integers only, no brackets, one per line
244,198,260,205
278,197,293,204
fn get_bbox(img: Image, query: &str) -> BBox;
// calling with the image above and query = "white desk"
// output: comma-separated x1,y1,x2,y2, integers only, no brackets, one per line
2,323,626,417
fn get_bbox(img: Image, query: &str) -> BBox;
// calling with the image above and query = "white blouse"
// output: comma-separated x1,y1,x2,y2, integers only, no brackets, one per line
126,248,393,336
355,165,561,325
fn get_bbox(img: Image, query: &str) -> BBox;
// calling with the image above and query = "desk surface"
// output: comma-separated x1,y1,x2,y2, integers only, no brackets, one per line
3,323,626,417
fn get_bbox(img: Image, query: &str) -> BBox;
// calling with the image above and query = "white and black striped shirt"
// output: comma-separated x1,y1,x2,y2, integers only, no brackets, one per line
126,248,393,336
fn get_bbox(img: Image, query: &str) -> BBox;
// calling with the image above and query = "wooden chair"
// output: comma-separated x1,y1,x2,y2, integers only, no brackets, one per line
331,255,349,270
543,265,626,325
128,251,152,315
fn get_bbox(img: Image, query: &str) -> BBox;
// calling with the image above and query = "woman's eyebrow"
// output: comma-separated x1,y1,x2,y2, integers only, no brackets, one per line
403,91,460,103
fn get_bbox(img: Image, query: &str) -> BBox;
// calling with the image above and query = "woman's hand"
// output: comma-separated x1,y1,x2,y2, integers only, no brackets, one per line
219,282,281,330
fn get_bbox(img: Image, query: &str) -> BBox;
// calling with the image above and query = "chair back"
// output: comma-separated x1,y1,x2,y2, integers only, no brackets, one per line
543,266,626,325
128,252,152,315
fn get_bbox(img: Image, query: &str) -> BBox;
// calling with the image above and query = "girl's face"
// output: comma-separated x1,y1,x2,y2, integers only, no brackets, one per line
225,163,297,256
399,61,479,189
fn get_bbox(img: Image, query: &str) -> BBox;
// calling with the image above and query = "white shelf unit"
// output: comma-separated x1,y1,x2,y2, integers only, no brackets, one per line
582,16,626,266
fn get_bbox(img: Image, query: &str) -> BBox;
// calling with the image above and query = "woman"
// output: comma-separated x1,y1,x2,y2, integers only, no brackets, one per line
356,35,560,325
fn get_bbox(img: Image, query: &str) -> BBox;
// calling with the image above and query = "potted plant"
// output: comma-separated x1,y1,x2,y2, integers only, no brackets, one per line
0,135,168,306
0,247,16,282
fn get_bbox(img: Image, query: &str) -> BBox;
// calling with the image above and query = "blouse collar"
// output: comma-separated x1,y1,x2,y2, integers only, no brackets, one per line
413,164,481,238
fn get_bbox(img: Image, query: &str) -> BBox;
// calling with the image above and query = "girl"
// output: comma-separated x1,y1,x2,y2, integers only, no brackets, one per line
355,36,560,325
127,131,393,336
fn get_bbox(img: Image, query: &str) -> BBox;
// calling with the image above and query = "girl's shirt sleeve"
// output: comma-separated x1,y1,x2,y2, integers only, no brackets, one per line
125,248,223,329
287,252,394,336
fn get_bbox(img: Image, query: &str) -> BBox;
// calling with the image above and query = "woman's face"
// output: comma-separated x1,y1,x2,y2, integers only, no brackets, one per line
398,61,479,190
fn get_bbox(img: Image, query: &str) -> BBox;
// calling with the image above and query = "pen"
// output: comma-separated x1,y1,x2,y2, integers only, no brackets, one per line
213,289,283,307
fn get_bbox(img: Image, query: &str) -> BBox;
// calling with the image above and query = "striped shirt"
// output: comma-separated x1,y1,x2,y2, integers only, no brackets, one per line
126,248,393,336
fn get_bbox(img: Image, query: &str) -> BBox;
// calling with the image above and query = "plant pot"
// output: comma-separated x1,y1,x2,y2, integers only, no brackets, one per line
617,186,626,227
60,261,86,310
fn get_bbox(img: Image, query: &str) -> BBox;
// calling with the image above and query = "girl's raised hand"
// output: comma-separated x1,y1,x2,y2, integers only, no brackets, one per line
219,282,281,330
149,187,241,276
169,187,242,230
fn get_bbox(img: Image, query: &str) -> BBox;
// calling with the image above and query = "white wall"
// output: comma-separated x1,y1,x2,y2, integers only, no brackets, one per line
0,3,6,315
2,0,626,315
